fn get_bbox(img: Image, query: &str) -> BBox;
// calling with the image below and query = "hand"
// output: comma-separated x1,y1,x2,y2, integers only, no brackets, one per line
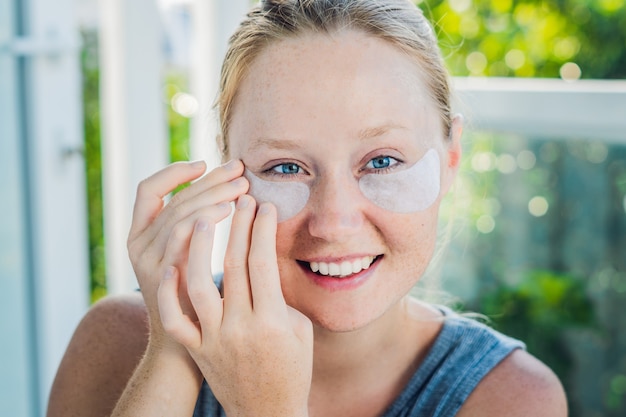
127,159,248,348
158,195,313,417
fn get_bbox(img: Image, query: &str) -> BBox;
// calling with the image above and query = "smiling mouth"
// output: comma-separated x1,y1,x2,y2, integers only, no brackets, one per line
298,255,382,278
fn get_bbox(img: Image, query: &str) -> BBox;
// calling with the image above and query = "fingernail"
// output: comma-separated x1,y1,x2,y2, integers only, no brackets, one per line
258,203,272,215
164,266,175,280
233,177,248,187
191,160,206,170
236,195,250,209
223,159,239,170
196,218,209,232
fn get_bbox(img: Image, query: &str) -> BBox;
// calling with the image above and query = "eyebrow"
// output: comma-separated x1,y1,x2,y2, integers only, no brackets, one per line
357,123,407,141
248,137,303,153
247,123,408,152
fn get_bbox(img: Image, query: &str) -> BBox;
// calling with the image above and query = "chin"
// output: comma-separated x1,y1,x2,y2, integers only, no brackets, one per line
307,310,379,334
286,289,400,334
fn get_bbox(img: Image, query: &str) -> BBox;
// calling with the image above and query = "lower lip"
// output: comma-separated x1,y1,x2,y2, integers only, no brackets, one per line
300,257,381,292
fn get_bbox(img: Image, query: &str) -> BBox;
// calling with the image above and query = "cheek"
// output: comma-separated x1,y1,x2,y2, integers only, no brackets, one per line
385,208,441,264
274,220,305,261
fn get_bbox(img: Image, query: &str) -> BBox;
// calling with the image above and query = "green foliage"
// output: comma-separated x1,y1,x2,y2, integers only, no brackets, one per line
81,33,193,300
471,270,595,408
476,269,593,342
419,0,626,78
81,30,107,303
164,73,192,194
164,75,191,163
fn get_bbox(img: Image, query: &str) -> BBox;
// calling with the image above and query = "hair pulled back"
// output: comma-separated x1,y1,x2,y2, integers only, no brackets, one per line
216,0,451,156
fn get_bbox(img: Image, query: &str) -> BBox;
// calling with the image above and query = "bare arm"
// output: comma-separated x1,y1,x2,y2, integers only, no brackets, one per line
49,160,249,416
47,293,202,417
110,330,202,416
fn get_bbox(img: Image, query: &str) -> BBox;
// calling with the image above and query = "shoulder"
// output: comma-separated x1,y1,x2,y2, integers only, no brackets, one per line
456,349,568,417
72,292,149,356
47,292,149,417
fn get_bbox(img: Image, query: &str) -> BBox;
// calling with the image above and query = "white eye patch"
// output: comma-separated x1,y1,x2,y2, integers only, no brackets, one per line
358,148,440,213
244,169,310,222
243,148,441,222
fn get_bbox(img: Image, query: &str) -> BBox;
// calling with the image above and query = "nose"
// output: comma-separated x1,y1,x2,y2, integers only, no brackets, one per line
306,174,365,242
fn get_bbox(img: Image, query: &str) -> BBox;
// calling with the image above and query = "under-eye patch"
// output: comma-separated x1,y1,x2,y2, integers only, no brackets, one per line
244,169,310,222
358,148,440,213
244,148,441,222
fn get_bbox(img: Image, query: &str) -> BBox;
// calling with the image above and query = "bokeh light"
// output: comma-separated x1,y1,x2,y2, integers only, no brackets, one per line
471,151,497,172
466,51,488,75
553,36,581,60
505,49,525,70
449,0,472,13
476,215,496,234
560,62,582,81
528,196,549,217
171,92,198,117
586,142,608,164
517,150,537,170
496,153,517,174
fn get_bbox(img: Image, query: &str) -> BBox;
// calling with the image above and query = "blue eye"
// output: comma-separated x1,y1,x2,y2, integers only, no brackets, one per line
366,156,398,171
271,163,302,175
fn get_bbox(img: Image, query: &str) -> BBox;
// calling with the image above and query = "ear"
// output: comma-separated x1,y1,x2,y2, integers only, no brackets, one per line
441,114,463,195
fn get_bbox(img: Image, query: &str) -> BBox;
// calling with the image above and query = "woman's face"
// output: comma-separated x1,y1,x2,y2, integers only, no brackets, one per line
228,30,460,332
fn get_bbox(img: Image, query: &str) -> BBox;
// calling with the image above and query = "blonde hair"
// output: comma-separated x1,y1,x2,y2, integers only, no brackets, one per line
216,0,452,157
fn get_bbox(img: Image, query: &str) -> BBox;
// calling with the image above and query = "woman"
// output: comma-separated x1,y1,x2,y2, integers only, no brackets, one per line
48,1,567,416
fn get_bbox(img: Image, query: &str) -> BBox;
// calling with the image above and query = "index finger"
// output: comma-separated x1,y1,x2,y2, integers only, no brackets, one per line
129,161,207,240
247,203,287,317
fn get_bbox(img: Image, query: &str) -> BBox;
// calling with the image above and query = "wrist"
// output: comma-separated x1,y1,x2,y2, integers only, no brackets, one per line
145,330,202,381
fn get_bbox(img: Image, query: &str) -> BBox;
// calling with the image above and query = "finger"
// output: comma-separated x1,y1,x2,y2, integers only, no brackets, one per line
129,161,207,240
158,266,202,349
247,202,286,316
186,217,224,335
158,203,233,318
172,159,245,203
160,202,233,269
130,160,245,249
146,176,247,257
222,194,256,318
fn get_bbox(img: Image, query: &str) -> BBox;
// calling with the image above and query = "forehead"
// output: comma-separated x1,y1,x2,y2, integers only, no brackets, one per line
228,29,442,156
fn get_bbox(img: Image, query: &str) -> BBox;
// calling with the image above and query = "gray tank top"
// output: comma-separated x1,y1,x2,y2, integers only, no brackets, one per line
192,306,524,417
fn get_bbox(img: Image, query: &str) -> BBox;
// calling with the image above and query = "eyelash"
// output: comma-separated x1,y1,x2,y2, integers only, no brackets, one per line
264,162,306,179
363,155,401,174
265,155,402,178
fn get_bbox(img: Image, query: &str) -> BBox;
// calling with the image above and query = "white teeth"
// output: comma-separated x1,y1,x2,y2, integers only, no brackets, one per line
308,256,376,278
340,261,352,276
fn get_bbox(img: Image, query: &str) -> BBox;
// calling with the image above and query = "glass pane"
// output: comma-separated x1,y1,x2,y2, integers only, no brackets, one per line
436,131,626,417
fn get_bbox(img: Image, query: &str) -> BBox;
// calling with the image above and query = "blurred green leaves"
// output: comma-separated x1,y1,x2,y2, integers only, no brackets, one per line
473,269,595,386
419,0,626,79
